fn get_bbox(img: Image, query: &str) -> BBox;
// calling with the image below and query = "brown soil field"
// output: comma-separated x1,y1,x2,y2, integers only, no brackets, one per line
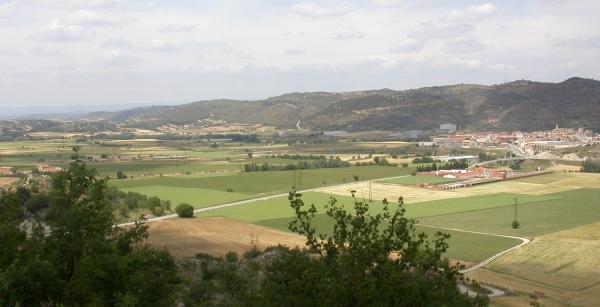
146,217,306,258
0,177,18,188
468,222,600,307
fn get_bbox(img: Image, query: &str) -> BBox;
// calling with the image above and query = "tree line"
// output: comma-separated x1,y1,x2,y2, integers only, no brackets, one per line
244,157,351,172
416,160,470,172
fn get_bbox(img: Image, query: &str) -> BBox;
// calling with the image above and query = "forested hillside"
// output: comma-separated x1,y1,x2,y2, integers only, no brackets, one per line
88,78,600,131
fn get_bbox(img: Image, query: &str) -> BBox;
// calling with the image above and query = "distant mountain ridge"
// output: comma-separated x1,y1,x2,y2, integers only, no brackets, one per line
87,77,600,131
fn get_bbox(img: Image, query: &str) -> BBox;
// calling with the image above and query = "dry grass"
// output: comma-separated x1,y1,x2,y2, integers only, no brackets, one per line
319,172,600,204
468,221,600,307
0,177,18,188
146,217,306,258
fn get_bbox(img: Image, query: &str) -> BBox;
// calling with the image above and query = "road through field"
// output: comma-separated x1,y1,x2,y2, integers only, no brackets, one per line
116,174,529,274
418,223,530,274
117,174,412,227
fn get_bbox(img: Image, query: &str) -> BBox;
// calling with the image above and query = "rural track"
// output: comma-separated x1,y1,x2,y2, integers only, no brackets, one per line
116,175,412,227
117,174,529,274
417,223,530,274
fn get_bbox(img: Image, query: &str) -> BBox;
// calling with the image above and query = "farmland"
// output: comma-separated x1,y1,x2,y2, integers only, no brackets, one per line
112,166,409,208
3,137,600,305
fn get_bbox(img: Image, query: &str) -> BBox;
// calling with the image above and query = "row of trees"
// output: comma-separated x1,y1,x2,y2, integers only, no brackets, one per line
244,158,351,172
416,160,470,172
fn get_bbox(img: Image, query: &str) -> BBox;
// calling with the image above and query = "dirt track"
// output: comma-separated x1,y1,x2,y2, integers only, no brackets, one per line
146,217,306,258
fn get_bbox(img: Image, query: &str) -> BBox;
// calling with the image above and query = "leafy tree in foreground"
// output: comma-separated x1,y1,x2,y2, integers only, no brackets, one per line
182,193,487,306
0,149,180,306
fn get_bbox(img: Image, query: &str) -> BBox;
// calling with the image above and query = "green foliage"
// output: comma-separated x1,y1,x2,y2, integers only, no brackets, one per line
176,203,194,218
0,150,180,306
512,220,520,229
183,193,487,306
244,156,350,172
581,158,600,173
116,169,127,179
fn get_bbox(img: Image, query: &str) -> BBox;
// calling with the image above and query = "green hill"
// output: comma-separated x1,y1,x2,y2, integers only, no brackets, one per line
88,77,600,131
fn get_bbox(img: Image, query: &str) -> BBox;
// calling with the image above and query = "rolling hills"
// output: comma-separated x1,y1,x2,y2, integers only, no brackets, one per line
88,77,600,132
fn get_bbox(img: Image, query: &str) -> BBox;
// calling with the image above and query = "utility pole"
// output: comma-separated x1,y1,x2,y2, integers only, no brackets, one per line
512,197,519,229
368,179,373,202
292,169,297,189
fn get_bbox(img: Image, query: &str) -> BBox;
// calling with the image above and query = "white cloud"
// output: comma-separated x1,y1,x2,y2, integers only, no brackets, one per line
29,19,95,42
144,40,185,53
235,51,254,60
449,57,481,68
368,0,404,7
290,2,352,18
555,37,600,49
408,23,474,39
30,46,65,57
333,28,364,39
62,10,135,27
390,40,426,53
101,49,139,66
37,0,117,10
159,24,197,34
0,49,21,56
101,38,132,48
443,37,486,53
446,3,496,22
286,49,304,55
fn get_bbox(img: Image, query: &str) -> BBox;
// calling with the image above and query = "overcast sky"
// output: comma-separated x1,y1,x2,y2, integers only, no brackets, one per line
1,0,599,107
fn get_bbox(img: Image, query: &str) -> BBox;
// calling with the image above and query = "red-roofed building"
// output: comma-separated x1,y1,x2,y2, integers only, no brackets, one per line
0,167,15,176
38,164,63,174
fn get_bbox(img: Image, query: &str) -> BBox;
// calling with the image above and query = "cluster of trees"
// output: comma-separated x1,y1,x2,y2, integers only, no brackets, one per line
478,152,496,162
416,160,470,172
244,158,351,172
0,151,488,306
355,156,397,167
105,187,172,218
0,153,180,306
581,159,600,173
412,156,435,163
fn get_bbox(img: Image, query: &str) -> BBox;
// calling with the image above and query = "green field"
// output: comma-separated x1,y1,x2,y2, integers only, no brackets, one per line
119,186,251,209
255,215,520,262
196,191,523,262
113,166,408,195
419,188,600,237
88,161,241,176
381,175,459,185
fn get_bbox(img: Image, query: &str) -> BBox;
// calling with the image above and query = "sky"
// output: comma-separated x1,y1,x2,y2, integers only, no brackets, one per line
1,0,599,107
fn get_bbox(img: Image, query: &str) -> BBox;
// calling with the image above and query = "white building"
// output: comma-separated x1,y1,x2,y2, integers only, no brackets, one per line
440,123,457,133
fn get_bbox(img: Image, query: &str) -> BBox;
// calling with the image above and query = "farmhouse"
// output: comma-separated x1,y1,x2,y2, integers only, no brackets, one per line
0,166,15,176
38,164,63,174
